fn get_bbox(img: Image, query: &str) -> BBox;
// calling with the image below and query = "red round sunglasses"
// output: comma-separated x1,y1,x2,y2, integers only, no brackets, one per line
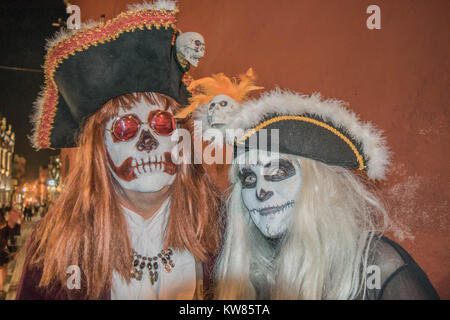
109,110,176,142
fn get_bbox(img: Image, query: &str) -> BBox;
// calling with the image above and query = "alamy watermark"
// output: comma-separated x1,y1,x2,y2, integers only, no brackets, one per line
168,121,279,166
366,5,381,30
66,265,81,290
66,5,81,30
366,264,381,290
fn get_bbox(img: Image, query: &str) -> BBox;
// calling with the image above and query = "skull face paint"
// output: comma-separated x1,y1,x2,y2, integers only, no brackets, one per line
105,98,178,192
207,94,239,128
238,151,302,239
175,32,205,67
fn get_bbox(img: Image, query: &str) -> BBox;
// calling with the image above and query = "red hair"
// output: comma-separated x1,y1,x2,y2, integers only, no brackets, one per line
29,92,222,299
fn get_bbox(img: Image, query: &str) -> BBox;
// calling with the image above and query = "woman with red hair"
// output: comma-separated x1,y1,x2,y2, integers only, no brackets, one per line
17,1,221,300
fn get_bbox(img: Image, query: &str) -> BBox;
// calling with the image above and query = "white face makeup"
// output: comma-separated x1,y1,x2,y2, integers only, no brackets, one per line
206,94,239,128
105,98,178,193
238,151,302,239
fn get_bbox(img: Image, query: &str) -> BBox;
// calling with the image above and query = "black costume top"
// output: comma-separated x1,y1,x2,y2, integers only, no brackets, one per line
0,226,10,265
0,226,8,251
362,236,439,300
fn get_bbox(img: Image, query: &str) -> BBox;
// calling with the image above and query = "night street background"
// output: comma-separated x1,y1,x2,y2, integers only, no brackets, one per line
0,0,65,180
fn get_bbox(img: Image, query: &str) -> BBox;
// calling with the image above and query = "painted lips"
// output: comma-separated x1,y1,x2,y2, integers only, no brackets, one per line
107,152,177,182
249,200,295,216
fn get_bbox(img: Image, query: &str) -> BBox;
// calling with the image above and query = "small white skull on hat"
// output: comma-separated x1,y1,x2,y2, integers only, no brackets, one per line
175,32,205,67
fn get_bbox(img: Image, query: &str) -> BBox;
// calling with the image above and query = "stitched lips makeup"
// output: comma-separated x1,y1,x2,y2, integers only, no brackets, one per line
107,152,177,182
249,200,295,216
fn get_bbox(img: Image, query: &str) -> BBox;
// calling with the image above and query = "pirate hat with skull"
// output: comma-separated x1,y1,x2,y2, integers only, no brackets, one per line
30,0,205,150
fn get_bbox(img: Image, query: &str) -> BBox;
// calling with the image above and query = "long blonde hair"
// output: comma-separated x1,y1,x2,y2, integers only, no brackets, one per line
215,155,389,299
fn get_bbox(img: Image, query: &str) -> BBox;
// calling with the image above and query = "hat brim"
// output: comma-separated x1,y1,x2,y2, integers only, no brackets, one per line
235,114,366,170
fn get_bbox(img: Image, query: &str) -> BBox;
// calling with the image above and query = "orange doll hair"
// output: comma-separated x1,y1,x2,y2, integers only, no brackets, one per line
175,68,263,119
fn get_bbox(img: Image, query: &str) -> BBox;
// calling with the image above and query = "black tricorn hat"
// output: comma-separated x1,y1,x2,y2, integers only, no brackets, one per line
31,1,197,150
224,90,390,180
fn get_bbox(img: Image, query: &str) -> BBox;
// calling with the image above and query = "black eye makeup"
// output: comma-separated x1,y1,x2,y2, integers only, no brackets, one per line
238,167,257,188
263,158,296,182
238,159,296,187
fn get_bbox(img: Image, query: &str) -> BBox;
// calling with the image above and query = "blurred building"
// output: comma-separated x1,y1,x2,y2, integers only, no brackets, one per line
14,154,61,207
46,155,61,203
12,154,26,185
11,154,26,207
0,117,15,207
36,165,50,205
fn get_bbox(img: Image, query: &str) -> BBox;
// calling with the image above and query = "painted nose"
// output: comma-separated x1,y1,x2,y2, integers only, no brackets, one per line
136,129,159,152
256,188,274,202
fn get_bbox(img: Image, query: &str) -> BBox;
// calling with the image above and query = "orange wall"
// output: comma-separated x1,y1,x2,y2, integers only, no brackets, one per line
70,0,449,298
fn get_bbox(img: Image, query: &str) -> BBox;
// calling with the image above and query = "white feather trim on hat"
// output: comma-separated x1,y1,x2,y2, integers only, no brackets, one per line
227,89,391,180
127,0,177,12
29,91,46,150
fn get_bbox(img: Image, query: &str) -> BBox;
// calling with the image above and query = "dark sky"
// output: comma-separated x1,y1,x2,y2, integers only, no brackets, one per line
0,0,66,181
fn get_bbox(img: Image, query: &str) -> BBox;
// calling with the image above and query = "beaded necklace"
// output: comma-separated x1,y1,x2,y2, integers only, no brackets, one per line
131,248,175,285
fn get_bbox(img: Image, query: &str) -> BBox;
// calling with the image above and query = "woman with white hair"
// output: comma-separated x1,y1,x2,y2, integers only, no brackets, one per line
193,87,439,300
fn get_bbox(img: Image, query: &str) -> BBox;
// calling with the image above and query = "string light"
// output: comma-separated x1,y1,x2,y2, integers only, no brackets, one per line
0,65,42,73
